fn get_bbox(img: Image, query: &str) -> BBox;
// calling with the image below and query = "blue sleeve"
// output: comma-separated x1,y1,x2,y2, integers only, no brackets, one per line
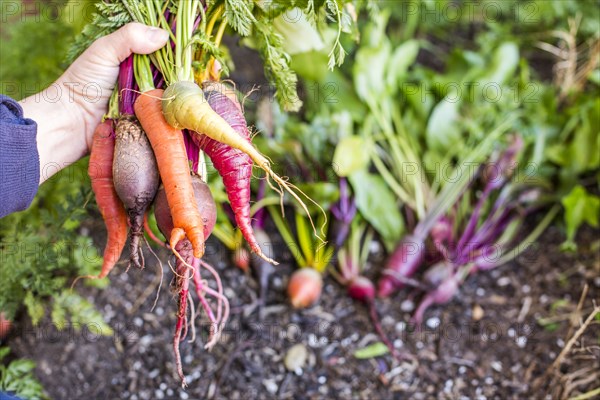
0,94,40,218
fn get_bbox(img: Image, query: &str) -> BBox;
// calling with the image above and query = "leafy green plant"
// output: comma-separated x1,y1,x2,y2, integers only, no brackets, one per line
0,1,111,330
0,159,110,322
0,348,47,400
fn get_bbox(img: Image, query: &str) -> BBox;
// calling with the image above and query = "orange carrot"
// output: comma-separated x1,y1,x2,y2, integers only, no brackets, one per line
134,89,205,258
88,120,128,278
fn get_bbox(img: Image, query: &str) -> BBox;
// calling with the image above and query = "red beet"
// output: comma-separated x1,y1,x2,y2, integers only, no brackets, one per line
112,114,160,269
154,175,217,241
377,235,426,297
347,276,375,303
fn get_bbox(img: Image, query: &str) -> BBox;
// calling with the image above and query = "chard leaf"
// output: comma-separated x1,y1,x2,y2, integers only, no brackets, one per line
386,39,419,92
349,170,404,251
333,136,371,177
426,95,462,152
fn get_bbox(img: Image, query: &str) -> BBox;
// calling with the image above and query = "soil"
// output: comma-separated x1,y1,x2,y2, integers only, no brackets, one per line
5,218,599,399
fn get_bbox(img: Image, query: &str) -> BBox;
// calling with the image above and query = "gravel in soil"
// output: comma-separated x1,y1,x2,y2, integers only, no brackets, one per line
6,222,599,399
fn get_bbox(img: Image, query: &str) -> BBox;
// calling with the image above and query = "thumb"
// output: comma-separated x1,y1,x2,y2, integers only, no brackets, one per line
91,23,169,66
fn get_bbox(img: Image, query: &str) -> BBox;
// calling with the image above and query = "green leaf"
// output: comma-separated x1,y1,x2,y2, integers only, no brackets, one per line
0,347,10,361
9,360,36,375
333,136,372,177
24,292,45,326
53,292,113,336
252,21,302,112
273,8,325,55
426,95,462,152
386,39,419,91
322,70,367,118
349,170,404,252
561,185,600,250
480,42,519,87
291,51,330,82
224,0,257,36
353,41,392,104
354,342,389,359
293,182,340,214
51,301,67,331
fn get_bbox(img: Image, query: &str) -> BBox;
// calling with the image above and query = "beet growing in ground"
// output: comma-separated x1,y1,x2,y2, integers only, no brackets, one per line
7,221,599,399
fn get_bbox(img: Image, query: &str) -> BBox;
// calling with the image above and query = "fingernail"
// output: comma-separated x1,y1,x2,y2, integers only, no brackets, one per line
146,27,169,43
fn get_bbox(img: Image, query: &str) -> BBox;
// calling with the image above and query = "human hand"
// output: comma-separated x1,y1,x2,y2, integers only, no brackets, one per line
20,23,169,183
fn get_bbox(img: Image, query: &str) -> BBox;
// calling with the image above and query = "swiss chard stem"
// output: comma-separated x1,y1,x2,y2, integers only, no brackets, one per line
412,116,517,240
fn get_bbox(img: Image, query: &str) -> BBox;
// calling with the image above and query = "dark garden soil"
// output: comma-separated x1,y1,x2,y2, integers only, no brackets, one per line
6,220,600,400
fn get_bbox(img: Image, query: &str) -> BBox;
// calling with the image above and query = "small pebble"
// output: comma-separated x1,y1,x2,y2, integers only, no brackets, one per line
318,376,327,384
393,339,404,348
491,361,502,372
539,294,549,304
273,277,283,288
155,307,164,316
522,284,531,294
472,304,484,321
180,392,189,400
154,390,165,399
484,376,493,385
395,321,406,332
133,317,143,327
263,379,278,394
426,317,440,329
148,369,159,379
369,241,381,253
507,328,516,338
284,344,307,373
159,383,167,391
516,336,527,348
557,338,565,348
476,288,486,296
416,341,424,349
458,366,467,374
400,299,414,312
497,277,511,287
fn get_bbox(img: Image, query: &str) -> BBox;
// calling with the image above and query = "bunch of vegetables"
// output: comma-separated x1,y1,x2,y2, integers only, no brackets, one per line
70,0,356,386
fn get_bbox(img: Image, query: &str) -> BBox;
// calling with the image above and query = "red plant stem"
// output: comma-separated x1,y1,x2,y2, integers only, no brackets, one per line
119,55,136,115
368,302,410,362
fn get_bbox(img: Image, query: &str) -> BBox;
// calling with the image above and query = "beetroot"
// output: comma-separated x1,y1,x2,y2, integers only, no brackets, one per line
154,175,217,241
347,276,375,303
377,235,426,297
112,115,160,269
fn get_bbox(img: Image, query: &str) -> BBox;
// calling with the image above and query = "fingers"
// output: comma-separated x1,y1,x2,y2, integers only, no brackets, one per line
89,23,169,66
